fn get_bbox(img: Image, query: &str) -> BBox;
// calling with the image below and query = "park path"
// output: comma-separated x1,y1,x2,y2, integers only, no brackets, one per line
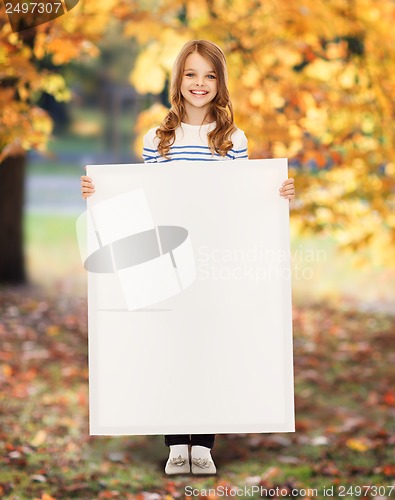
26,150,140,214
26,175,86,215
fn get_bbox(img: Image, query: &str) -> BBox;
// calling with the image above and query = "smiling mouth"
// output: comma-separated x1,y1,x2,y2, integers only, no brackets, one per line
190,90,208,96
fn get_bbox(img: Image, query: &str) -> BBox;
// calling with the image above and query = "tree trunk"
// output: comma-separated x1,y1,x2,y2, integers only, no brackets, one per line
0,154,27,284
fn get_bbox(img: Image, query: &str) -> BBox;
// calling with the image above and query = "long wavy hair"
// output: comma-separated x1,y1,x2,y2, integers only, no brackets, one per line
156,40,237,158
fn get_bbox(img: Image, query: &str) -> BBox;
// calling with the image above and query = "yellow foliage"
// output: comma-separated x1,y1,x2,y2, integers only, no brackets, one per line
17,83,29,101
0,0,114,155
338,64,357,89
249,89,265,108
130,33,190,94
304,59,343,82
40,74,71,102
316,207,334,223
133,102,169,157
46,38,81,65
130,45,167,95
385,163,395,176
0,46,7,66
33,32,48,60
124,18,169,44
31,108,53,135
2,0,395,266
159,29,190,71
301,106,328,136
240,65,261,89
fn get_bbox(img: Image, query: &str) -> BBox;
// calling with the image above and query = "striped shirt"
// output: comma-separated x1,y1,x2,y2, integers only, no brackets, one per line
142,122,248,163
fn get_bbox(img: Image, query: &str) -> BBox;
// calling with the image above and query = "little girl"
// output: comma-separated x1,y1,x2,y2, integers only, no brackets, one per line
81,39,295,476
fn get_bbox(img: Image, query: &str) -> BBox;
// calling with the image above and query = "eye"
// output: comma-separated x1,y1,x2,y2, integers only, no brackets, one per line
185,72,195,78
207,74,217,79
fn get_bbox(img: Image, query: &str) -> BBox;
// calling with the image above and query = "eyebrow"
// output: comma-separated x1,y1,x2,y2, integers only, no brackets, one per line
184,68,216,73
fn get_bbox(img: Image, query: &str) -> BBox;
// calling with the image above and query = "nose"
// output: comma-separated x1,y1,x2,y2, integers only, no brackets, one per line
195,76,204,86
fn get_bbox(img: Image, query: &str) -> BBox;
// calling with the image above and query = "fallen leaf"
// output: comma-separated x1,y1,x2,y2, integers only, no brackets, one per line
346,438,369,452
31,430,47,447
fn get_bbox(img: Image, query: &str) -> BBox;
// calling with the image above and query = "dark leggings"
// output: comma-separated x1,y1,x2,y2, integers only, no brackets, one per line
164,434,215,449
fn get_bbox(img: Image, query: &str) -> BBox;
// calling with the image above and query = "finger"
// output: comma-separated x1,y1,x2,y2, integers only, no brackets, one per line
280,190,295,199
81,180,94,187
279,189,294,197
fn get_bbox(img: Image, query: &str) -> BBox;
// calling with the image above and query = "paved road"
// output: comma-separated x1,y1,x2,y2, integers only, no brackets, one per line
26,175,86,215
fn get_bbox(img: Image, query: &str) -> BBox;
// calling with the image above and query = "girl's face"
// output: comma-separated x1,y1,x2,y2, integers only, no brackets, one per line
180,52,218,119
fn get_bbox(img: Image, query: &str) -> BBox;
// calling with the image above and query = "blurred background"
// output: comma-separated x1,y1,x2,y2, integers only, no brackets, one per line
1,1,394,499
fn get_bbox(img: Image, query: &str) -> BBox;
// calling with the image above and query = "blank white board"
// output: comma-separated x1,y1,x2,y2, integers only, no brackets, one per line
77,159,295,435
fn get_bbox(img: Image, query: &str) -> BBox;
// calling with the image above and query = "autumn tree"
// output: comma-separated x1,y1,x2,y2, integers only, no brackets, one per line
124,0,395,268
0,0,138,283
2,0,394,283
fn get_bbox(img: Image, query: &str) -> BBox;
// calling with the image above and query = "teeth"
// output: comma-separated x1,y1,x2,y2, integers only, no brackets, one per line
191,91,207,95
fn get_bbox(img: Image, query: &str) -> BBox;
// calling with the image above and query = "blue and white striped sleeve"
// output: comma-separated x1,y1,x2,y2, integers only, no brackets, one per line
142,128,158,163
228,129,249,160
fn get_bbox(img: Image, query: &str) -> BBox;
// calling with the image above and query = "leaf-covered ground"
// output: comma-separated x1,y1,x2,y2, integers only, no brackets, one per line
0,285,394,499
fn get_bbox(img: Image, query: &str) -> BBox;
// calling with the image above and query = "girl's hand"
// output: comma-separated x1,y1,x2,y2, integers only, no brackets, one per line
81,174,95,199
279,178,295,200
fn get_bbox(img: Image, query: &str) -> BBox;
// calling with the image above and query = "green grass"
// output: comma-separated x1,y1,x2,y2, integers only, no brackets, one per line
28,161,83,177
46,133,106,156
24,213,86,293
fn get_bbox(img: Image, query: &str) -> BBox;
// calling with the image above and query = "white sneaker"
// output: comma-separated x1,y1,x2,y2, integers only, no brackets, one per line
165,454,190,474
165,445,190,475
191,446,217,474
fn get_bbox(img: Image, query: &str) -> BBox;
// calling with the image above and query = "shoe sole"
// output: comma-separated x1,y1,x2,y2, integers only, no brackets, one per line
165,464,191,475
191,466,217,475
